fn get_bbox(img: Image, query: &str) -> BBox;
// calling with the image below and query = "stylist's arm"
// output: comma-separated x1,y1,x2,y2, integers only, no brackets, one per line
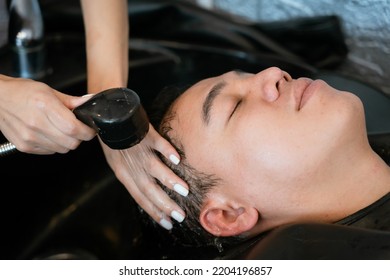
80,0,188,229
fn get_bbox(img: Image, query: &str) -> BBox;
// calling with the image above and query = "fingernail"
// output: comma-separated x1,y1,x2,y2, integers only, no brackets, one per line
171,210,185,223
159,218,173,230
174,183,189,197
169,154,180,165
81,93,94,98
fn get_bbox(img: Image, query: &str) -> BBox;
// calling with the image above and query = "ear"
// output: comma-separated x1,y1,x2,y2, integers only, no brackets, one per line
199,200,259,237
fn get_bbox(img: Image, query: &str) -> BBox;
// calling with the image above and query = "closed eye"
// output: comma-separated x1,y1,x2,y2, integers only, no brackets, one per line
228,100,242,121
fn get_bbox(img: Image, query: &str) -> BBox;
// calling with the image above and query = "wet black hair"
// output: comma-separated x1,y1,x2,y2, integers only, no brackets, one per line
148,84,245,250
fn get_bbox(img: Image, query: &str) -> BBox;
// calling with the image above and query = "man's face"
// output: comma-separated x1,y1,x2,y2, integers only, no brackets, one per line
168,67,365,218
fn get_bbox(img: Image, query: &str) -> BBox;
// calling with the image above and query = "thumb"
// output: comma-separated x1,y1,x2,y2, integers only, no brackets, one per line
54,91,94,110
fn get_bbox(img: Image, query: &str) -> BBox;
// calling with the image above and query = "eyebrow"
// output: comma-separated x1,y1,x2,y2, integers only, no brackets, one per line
202,81,226,125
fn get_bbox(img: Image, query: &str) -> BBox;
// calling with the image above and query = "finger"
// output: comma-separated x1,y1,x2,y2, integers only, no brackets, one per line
7,132,58,155
121,142,189,196
136,176,186,226
143,125,181,165
46,93,96,142
0,117,70,154
17,132,76,154
54,90,94,110
119,148,186,224
24,145,57,155
148,155,189,197
118,169,179,230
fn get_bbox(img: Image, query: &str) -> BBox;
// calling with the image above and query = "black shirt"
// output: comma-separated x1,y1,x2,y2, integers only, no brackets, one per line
335,192,390,232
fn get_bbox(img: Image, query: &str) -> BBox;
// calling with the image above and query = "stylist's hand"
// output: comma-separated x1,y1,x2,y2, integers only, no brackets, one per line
100,124,188,230
0,75,96,154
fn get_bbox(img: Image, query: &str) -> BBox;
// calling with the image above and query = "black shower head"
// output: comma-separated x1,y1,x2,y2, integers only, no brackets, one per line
73,88,149,150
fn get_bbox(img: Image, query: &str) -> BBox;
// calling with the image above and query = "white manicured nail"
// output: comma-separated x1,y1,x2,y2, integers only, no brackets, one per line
159,218,173,230
171,210,185,223
81,93,94,98
174,183,189,197
169,154,180,165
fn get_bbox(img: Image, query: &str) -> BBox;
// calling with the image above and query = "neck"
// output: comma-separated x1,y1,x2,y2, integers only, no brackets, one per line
326,148,390,221
297,143,390,225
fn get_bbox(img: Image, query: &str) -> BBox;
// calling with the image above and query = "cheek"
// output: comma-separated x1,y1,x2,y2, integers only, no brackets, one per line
230,94,364,187
229,115,327,186
240,134,307,178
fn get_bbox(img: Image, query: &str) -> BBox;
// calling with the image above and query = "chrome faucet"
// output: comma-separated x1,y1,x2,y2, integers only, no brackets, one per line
8,0,46,79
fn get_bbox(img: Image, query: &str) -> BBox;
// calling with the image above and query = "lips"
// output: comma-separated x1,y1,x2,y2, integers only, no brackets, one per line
297,78,314,110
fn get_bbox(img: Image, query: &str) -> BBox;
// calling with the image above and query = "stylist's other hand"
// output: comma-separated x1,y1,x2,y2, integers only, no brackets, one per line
0,75,96,154
100,124,188,230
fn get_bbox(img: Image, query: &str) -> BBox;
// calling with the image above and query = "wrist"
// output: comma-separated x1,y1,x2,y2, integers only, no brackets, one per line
87,77,128,94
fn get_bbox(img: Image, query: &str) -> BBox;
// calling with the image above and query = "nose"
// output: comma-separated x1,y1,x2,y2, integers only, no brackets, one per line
251,67,291,102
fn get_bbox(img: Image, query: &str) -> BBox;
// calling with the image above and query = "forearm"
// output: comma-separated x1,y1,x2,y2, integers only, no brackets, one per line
80,0,129,93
